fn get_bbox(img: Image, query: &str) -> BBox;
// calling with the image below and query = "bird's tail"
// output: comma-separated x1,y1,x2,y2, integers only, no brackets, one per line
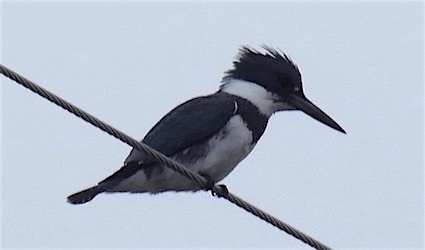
67,185,105,205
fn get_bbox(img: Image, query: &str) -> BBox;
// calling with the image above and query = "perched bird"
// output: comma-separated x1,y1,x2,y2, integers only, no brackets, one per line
67,46,345,204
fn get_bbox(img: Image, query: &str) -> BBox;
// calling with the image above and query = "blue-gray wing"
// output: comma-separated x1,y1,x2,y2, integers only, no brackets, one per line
98,93,237,185
125,93,237,164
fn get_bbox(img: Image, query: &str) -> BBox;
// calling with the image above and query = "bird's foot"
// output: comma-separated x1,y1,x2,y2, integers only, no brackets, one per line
200,174,229,198
211,184,229,198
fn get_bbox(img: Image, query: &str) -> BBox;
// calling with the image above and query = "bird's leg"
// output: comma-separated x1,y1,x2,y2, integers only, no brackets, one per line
199,173,229,198
199,173,215,192
212,184,229,198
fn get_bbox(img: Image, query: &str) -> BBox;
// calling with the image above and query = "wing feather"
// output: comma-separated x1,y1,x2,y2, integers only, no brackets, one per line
125,92,236,165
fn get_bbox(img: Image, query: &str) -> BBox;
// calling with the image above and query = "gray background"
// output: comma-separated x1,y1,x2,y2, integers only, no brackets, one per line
1,1,423,249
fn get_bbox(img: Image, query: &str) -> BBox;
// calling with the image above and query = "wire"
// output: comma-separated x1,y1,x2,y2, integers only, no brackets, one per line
0,64,332,250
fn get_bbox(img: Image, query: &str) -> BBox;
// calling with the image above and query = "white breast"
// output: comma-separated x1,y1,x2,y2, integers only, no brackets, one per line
194,115,255,182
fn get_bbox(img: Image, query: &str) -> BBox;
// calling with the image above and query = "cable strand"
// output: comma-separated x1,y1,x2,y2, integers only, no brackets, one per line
1,64,332,250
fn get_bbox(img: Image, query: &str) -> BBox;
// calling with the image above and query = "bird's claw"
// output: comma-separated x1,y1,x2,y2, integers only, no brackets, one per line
211,184,229,198
200,174,229,198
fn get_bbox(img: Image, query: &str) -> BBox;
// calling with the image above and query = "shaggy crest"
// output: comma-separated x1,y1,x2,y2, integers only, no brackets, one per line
223,46,302,95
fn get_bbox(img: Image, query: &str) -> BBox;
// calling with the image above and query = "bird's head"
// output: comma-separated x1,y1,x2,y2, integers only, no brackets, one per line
220,46,346,134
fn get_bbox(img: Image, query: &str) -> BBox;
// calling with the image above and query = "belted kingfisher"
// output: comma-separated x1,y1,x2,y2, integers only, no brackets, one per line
68,46,345,204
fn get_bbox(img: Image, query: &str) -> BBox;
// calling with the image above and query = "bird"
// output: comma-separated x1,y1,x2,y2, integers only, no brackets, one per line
67,46,346,205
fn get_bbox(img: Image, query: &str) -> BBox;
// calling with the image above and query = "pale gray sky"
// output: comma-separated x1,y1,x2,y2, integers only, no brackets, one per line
1,1,423,249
